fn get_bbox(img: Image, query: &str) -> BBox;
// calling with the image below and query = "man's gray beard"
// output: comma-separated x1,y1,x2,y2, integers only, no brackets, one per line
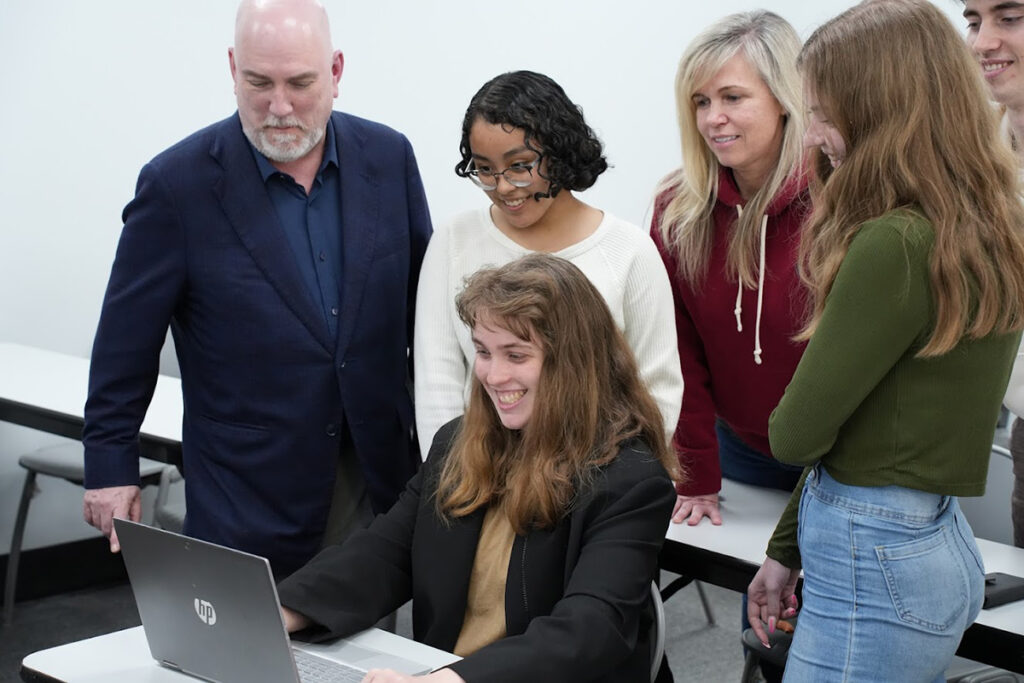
245,122,324,163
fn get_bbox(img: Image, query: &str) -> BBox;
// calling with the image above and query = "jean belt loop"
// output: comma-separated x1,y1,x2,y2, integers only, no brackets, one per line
937,494,952,516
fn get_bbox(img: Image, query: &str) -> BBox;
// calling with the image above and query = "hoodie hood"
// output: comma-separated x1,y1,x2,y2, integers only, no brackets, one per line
715,165,810,217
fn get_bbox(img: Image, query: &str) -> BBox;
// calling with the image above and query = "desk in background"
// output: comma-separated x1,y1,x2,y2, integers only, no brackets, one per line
660,478,1024,674
0,342,182,462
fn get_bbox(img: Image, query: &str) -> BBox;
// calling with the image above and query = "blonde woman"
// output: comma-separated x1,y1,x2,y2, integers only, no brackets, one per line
653,10,810,530
748,1,1024,679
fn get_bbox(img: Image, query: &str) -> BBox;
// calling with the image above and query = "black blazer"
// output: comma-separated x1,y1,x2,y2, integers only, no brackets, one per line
83,112,431,575
278,419,676,682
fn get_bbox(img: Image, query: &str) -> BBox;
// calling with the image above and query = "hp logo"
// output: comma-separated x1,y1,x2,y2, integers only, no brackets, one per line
194,598,217,626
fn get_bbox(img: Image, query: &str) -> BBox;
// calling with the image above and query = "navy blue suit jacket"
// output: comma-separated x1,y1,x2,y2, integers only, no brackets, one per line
84,112,432,575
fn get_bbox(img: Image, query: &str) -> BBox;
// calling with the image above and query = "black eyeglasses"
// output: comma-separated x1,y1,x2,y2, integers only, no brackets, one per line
465,158,541,190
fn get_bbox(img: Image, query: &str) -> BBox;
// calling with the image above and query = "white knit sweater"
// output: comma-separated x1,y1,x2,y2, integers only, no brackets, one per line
413,206,684,459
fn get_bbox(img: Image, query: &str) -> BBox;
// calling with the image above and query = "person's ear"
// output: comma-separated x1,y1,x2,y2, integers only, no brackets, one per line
331,50,344,98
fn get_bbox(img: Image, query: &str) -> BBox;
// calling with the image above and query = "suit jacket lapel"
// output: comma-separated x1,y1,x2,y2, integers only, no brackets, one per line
333,113,380,358
425,506,484,650
210,115,333,352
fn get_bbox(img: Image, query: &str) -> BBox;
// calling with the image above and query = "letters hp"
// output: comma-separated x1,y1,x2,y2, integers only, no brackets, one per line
194,598,217,625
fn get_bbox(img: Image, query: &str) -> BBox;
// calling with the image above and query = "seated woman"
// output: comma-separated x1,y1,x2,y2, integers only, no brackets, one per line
414,70,682,461
278,254,679,683
747,1,1024,680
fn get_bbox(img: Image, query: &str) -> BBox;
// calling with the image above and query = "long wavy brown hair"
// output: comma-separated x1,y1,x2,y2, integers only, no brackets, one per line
798,0,1024,354
434,254,678,534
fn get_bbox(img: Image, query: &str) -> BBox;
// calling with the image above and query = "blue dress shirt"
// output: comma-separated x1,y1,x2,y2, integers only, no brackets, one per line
251,121,343,339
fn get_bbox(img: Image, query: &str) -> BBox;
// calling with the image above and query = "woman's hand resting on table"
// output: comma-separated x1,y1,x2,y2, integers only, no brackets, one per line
672,493,722,525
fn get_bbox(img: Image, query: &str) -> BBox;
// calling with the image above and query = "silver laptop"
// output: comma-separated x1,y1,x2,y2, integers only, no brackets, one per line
115,518,457,683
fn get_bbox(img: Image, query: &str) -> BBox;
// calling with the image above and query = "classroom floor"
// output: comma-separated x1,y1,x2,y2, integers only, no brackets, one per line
0,571,748,683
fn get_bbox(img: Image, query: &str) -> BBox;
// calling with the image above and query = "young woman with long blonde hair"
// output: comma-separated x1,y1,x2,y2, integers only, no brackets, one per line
748,1,1024,679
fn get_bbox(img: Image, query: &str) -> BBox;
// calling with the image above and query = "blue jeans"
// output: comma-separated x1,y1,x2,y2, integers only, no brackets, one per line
784,466,985,683
717,420,804,492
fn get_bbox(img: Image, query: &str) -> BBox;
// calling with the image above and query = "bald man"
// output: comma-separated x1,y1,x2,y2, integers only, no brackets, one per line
83,0,431,577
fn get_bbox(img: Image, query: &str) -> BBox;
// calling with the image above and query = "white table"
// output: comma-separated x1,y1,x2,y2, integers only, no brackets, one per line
19,625,460,682
0,342,182,460
660,478,1024,674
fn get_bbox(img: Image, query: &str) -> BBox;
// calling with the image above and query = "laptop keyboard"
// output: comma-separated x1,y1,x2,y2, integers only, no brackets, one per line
293,649,366,682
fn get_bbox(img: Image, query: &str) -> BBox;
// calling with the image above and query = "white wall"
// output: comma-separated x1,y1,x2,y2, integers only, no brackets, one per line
0,1,975,552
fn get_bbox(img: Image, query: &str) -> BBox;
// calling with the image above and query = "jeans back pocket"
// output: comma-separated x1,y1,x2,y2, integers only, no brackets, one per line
876,526,969,633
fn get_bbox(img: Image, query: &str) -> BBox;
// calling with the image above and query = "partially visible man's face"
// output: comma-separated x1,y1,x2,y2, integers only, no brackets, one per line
229,10,342,164
965,0,1024,109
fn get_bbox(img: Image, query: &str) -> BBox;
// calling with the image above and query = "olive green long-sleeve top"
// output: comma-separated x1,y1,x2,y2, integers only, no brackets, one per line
766,210,1020,568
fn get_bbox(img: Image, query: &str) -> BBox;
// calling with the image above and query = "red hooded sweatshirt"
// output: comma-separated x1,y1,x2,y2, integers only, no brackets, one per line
651,167,811,496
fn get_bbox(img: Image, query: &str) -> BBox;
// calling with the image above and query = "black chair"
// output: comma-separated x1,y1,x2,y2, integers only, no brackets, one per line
3,441,168,625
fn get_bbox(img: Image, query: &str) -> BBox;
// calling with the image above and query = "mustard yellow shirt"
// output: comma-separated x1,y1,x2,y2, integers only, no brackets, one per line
454,505,515,657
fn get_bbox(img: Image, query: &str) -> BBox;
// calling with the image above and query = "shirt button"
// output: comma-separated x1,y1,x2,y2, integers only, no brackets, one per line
330,307,339,316
326,423,339,437
319,251,326,262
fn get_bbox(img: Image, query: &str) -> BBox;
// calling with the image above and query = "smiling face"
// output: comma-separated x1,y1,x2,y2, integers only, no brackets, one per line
693,52,786,198
804,84,847,169
472,319,544,431
965,0,1024,110
467,118,563,233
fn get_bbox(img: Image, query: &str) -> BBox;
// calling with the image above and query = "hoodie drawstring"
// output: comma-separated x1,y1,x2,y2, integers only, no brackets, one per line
732,205,767,366
733,208,745,332
753,216,766,365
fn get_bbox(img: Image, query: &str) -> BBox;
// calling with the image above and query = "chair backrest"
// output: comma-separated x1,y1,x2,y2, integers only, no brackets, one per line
153,465,186,533
650,581,666,683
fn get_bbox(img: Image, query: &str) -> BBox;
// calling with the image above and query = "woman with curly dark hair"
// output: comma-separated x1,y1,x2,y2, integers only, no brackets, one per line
414,71,683,459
